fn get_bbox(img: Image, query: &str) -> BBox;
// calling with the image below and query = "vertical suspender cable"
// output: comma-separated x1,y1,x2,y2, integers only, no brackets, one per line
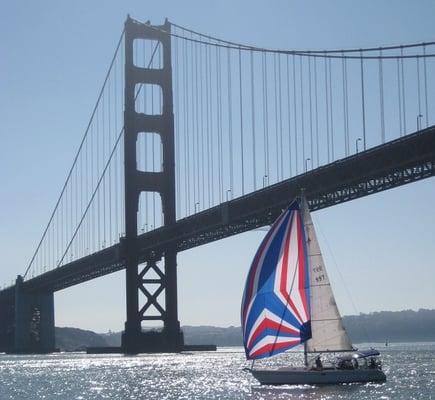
250,51,257,190
299,56,305,170
397,58,403,136
292,55,298,174
228,47,234,197
314,57,319,166
400,47,406,133
274,53,279,180
341,55,347,155
417,56,422,130
278,54,283,179
328,58,334,159
308,56,313,164
200,41,205,208
360,50,367,150
239,48,245,195
324,54,330,162
379,49,385,143
423,45,429,127
263,52,270,183
286,55,292,177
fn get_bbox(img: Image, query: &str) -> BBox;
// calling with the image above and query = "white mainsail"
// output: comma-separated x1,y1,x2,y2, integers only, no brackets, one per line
302,198,353,353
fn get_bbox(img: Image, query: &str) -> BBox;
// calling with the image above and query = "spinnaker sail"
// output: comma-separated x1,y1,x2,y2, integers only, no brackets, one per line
241,201,312,360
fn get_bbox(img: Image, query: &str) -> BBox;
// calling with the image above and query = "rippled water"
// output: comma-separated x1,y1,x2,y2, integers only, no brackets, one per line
0,342,434,399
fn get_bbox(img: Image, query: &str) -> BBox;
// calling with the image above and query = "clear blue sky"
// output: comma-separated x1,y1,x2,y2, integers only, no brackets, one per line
1,0,434,333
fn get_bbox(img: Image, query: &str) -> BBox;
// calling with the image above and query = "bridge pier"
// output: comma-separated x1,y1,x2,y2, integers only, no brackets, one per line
121,17,183,353
12,275,55,354
0,289,14,352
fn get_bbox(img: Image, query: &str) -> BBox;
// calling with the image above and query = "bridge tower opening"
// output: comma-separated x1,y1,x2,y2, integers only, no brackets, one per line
121,16,183,353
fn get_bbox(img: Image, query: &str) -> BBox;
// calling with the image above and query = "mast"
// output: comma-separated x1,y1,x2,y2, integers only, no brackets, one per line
304,342,308,367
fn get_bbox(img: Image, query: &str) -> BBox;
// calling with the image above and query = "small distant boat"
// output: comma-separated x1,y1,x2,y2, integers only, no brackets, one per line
241,196,386,385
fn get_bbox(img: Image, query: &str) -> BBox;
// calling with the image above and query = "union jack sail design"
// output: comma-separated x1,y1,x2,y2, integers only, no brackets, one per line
241,201,312,360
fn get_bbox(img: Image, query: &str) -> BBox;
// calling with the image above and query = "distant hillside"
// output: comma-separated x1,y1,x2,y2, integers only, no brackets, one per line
182,325,242,346
55,327,108,351
343,309,435,343
182,309,435,346
55,309,435,350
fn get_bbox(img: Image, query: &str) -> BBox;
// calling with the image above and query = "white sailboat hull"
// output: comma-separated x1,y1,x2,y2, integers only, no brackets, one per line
250,367,386,385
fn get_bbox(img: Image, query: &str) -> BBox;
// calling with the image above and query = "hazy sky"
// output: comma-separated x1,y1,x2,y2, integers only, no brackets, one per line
1,0,435,333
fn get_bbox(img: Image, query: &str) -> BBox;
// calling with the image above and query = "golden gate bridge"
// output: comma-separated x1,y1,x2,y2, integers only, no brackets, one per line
0,16,434,353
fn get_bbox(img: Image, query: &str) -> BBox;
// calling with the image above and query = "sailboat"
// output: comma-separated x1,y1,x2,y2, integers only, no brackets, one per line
241,196,386,385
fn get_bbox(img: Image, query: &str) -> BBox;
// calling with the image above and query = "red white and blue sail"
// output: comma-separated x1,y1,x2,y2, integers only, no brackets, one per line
241,201,311,360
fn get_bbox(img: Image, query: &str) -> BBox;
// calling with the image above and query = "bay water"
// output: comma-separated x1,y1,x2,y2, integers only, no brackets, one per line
0,342,434,399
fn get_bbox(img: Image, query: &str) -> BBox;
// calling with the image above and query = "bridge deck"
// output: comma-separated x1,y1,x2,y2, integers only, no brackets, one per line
7,126,435,294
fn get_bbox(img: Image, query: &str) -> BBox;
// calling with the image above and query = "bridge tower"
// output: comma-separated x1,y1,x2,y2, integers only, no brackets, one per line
121,17,183,353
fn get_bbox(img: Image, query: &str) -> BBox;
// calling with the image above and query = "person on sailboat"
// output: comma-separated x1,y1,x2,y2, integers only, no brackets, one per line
315,356,323,370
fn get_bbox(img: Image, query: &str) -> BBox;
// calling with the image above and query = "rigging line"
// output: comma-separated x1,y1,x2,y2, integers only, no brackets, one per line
311,213,372,343
360,50,367,150
160,20,435,56
299,56,305,168
239,47,245,195
250,51,257,190
423,45,429,127
23,28,125,278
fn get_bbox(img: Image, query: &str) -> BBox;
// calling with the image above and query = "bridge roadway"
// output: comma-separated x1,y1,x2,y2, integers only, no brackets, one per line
2,126,434,295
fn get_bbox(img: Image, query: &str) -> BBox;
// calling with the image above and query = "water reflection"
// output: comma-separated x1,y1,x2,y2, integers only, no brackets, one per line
0,343,433,399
